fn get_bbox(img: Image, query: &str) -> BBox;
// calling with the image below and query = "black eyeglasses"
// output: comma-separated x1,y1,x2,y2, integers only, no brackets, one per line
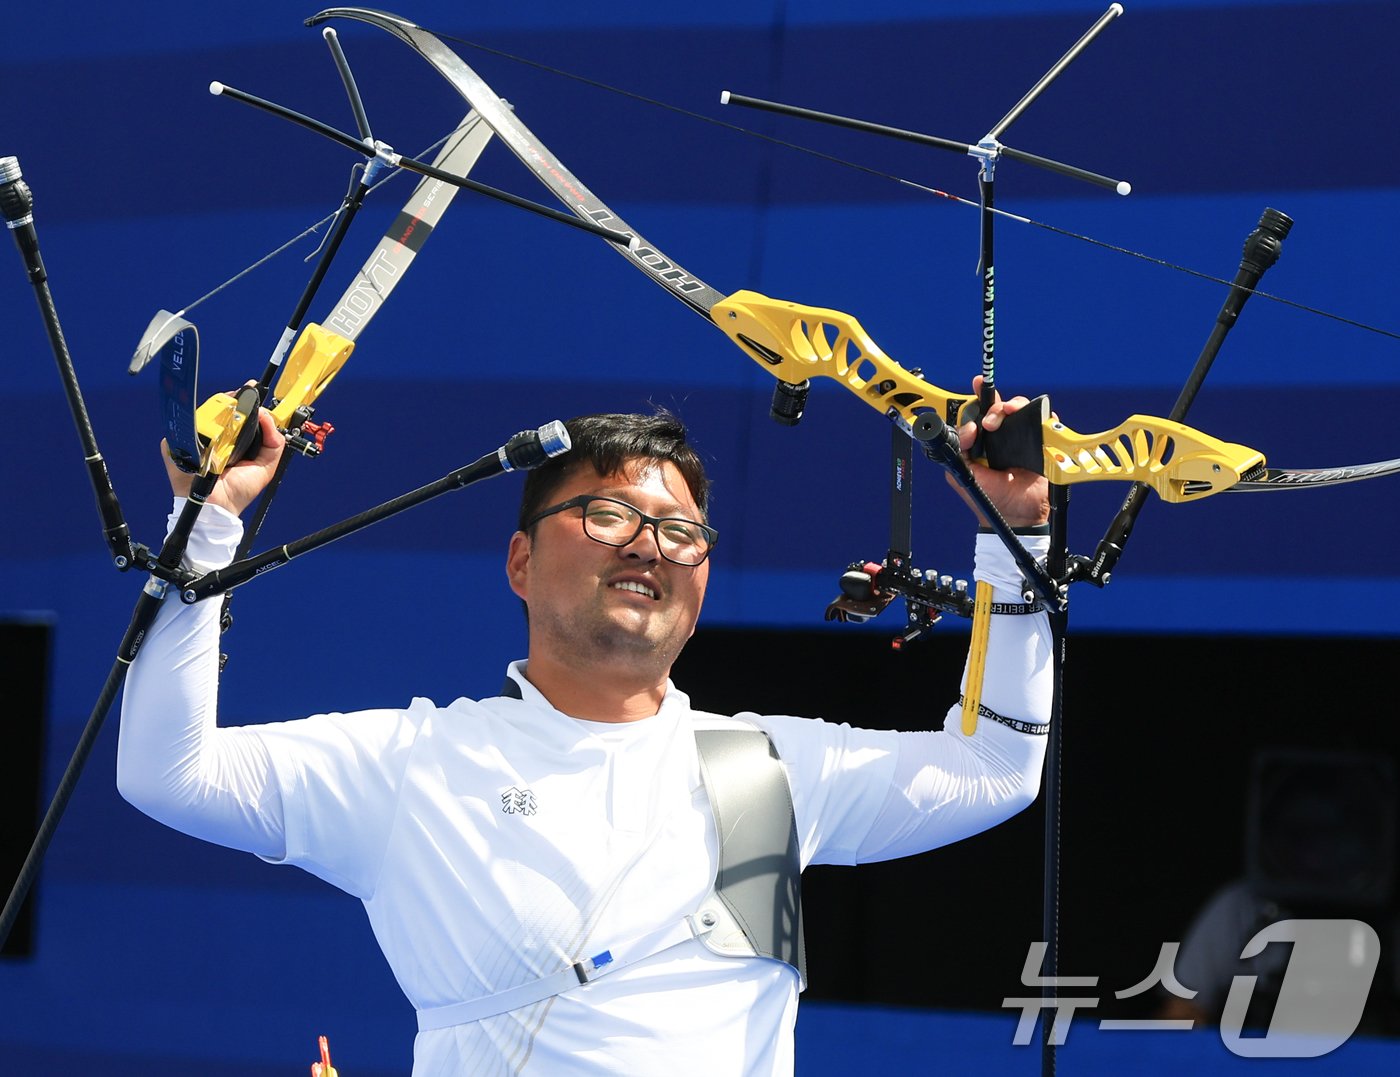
525,495,718,566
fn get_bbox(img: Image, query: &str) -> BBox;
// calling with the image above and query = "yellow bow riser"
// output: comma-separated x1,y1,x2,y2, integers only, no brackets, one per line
1044,413,1264,502
192,324,355,475
711,289,1264,504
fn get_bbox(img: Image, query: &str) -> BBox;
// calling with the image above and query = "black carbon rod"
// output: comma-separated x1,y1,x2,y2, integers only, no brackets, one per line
323,26,374,142
1079,208,1294,586
183,422,570,602
211,82,627,244
1041,482,1071,1075
987,4,1124,141
1,157,133,567
719,91,970,154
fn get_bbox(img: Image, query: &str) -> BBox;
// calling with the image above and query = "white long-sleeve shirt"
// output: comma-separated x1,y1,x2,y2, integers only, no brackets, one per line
118,504,1052,1076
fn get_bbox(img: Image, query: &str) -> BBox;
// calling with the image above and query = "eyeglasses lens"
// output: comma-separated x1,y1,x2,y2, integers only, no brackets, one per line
582,500,710,565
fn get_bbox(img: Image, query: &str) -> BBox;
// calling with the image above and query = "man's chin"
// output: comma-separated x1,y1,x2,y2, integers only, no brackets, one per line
593,614,693,663
595,622,664,655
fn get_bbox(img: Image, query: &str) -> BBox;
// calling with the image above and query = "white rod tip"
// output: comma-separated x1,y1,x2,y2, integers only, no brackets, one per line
1116,180,1132,196
720,90,731,105
209,81,225,95
322,26,336,39
1110,3,1124,16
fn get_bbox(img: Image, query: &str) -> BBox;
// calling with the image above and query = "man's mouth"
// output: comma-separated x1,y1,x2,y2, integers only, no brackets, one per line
610,579,659,601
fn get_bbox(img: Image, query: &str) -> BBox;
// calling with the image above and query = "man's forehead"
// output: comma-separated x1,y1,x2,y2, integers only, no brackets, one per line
563,459,699,511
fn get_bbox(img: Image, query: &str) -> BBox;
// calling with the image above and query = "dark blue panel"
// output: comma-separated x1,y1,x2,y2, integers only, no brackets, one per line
4,6,1400,1072
3,4,1397,224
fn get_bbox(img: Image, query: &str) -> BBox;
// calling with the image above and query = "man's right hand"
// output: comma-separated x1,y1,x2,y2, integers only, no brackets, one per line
162,408,285,517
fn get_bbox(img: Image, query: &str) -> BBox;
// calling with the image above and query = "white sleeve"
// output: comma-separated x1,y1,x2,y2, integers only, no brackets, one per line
117,500,421,899
857,532,1051,861
758,533,1052,867
117,500,289,858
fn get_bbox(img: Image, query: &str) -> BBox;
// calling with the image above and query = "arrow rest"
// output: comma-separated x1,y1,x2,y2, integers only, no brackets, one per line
294,417,337,457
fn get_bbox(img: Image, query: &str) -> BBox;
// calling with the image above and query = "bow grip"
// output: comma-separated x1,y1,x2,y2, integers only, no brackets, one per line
192,387,262,475
955,395,1051,472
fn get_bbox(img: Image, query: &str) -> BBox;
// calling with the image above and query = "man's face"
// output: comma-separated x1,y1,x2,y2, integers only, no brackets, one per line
506,459,710,680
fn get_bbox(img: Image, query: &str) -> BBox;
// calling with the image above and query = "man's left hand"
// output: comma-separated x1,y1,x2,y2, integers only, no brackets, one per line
953,376,1050,529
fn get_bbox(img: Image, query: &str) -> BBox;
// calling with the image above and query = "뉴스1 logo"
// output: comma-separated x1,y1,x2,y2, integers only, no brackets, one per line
1002,920,1380,1058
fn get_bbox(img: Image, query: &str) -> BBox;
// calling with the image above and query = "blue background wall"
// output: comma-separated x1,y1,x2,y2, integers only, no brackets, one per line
2,2,1399,1073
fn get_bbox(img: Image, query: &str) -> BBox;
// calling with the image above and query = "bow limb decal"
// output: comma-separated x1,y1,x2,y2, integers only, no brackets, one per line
309,8,727,317
313,8,1400,502
1225,458,1400,492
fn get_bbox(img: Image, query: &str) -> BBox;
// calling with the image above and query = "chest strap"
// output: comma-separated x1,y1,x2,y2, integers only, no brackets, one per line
417,917,708,1031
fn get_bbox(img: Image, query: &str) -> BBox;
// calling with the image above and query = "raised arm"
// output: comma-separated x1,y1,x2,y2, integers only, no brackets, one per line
859,379,1053,858
117,410,289,857
762,382,1053,866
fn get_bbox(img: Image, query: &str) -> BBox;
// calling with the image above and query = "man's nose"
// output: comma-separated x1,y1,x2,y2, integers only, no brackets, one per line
621,520,661,560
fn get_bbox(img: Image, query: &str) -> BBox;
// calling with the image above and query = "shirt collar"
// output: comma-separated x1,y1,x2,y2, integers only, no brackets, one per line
501,660,691,720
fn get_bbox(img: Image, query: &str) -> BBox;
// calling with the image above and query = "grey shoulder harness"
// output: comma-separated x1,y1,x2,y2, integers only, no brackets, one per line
692,726,806,983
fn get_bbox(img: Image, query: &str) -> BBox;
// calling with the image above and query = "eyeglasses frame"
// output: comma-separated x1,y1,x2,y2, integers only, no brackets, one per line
524,494,718,566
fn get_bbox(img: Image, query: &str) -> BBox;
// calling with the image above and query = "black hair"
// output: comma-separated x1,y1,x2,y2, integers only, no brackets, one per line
517,410,710,532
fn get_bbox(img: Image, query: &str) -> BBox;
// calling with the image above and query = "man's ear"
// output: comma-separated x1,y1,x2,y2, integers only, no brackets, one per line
506,530,531,601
